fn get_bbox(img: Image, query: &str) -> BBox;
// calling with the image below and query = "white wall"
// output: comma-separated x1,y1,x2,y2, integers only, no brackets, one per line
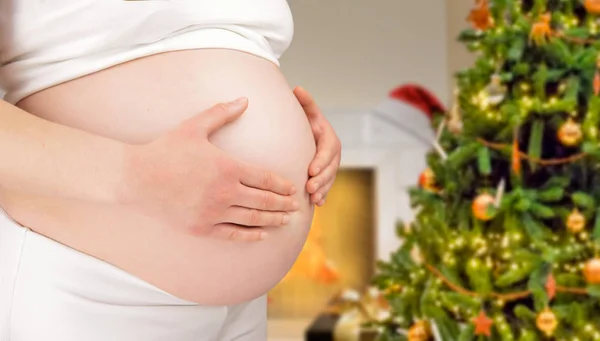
280,0,449,109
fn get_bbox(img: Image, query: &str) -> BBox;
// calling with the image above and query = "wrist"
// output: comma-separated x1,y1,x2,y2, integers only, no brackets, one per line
114,143,142,208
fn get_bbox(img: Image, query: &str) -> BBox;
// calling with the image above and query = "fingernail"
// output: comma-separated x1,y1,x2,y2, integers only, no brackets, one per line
319,199,325,206
313,182,320,192
292,201,300,210
290,186,297,195
317,193,323,202
282,214,291,224
259,231,268,240
314,167,321,174
229,97,248,110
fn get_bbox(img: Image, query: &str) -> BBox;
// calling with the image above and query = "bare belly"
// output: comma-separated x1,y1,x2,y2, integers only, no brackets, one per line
0,49,316,305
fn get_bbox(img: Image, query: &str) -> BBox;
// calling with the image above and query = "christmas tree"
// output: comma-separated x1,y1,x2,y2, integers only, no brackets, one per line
373,0,600,340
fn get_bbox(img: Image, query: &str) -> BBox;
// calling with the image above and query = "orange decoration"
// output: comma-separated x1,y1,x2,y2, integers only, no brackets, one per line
530,13,553,45
584,258,600,284
466,0,494,31
511,136,521,175
408,321,431,341
585,0,600,14
472,311,493,336
419,168,437,192
545,273,556,301
536,307,558,337
566,209,586,234
472,193,496,221
557,118,582,147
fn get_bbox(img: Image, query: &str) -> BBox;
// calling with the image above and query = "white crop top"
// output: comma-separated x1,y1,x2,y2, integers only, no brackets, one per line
0,0,294,104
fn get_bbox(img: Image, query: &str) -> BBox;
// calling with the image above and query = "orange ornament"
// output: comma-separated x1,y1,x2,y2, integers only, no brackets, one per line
472,311,493,336
466,0,494,31
530,13,553,45
566,209,586,234
585,0,600,14
584,258,600,284
472,193,497,221
511,136,521,175
545,273,556,301
557,118,582,146
419,168,437,191
536,307,558,337
408,321,431,341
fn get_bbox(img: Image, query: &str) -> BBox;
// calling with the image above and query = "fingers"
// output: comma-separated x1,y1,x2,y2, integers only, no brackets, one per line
312,179,334,206
307,154,339,205
196,97,249,136
307,159,338,194
210,223,268,242
294,86,320,120
225,206,291,227
236,185,300,212
239,163,296,196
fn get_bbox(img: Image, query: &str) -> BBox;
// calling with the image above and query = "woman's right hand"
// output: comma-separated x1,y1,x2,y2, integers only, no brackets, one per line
119,98,299,242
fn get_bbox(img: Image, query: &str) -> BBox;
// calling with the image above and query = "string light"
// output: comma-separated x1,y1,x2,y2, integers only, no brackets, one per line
581,231,590,240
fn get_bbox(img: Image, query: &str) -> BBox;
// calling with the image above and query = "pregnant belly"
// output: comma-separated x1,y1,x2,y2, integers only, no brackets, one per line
3,49,316,305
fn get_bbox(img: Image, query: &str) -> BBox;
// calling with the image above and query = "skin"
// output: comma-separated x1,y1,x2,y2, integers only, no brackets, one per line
1,48,342,305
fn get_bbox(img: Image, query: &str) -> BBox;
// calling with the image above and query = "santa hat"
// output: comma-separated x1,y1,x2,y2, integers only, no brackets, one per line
371,84,446,147
388,84,446,121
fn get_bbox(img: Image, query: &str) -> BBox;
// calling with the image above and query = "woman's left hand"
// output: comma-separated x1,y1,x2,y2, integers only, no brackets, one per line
294,86,341,207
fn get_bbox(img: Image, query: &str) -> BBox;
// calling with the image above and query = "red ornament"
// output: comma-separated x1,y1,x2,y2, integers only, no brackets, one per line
472,310,493,336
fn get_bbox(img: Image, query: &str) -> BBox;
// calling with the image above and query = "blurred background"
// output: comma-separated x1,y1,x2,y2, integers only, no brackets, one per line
267,0,475,340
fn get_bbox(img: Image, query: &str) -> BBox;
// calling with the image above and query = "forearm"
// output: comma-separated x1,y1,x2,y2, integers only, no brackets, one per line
0,100,126,204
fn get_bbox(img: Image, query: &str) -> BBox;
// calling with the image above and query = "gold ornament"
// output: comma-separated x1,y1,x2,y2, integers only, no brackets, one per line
557,118,583,146
566,209,586,233
536,307,558,337
383,283,402,295
585,0,600,15
472,193,496,221
408,320,432,341
447,89,463,134
483,73,507,106
530,13,553,45
584,258,600,284
419,168,437,192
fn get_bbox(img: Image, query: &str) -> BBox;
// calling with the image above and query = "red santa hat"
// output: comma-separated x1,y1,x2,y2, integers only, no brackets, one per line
388,84,446,120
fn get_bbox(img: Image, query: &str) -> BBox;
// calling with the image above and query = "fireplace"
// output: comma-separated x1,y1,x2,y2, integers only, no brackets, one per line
267,103,434,339
268,168,376,318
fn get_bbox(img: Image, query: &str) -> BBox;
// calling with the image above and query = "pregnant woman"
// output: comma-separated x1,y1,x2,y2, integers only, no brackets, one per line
0,1,341,340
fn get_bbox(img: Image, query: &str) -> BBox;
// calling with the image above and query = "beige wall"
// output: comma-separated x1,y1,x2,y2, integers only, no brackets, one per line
446,0,477,91
280,0,449,109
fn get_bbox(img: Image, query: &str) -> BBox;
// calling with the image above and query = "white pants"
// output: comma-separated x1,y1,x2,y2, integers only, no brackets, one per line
0,208,266,341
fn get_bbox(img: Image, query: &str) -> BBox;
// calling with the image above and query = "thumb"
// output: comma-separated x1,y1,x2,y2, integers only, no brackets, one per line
197,97,249,136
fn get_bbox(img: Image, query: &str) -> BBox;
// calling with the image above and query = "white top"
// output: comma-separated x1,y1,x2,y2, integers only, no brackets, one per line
0,0,294,104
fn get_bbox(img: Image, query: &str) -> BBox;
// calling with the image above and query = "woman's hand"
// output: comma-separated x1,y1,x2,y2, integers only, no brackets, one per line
294,87,342,207
120,98,299,242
